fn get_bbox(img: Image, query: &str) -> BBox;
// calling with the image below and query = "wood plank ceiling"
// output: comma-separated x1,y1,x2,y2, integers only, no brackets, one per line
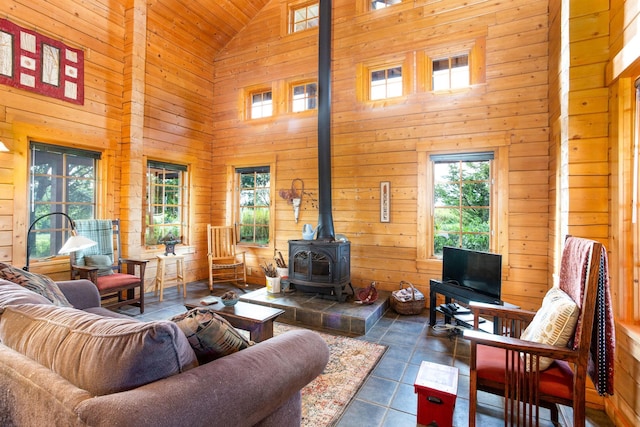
162,0,271,54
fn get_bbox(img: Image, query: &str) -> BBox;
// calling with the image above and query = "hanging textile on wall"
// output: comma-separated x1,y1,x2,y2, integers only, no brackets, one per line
0,18,84,105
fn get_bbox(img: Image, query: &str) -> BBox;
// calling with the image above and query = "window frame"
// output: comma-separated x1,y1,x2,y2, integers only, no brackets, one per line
226,155,277,251
27,141,100,262
358,53,412,104
289,1,319,34
144,160,189,248
416,146,508,274
290,80,318,113
418,37,486,93
370,0,402,10
248,88,274,120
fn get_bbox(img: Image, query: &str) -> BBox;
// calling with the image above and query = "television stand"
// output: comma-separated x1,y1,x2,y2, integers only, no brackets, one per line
429,279,516,334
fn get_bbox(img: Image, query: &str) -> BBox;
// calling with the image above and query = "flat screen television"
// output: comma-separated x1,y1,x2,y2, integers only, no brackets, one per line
441,246,502,301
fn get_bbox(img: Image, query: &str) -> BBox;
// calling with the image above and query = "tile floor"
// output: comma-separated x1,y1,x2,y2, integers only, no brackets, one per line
124,281,615,427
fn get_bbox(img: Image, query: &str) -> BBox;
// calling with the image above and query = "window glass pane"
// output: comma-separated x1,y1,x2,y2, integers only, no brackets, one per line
432,54,470,91
29,143,98,261
145,162,187,245
432,157,491,255
237,168,270,245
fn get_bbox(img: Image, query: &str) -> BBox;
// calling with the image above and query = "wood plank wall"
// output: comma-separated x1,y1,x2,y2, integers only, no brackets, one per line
0,0,223,286
212,0,551,309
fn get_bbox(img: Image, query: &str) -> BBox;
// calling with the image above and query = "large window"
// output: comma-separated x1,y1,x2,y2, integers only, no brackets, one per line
237,166,270,245
145,161,188,246
431,153,492,255
291,2,319,33
28,142,99,260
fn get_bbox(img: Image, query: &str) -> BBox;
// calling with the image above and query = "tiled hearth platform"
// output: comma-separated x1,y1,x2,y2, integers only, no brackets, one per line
240,286,390,336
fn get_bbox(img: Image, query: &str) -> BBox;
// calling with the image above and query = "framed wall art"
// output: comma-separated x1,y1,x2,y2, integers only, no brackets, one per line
0,18,84,105
380,181,390,222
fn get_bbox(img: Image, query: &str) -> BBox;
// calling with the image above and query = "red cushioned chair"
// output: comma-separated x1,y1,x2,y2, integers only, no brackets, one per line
70,219,147,314
464,236,609,427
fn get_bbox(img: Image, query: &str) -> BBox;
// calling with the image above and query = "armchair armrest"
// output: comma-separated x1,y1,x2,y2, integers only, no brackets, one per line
70,264,99,284
464,329,579,363
121,259,148,277
469,301,537,335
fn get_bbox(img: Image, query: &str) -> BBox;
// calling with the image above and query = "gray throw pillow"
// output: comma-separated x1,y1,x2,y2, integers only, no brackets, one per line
85,254,115,276
0,262,71,307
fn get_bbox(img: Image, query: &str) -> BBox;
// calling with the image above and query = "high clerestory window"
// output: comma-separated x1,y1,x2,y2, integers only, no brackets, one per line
292,82,318,112
432,54,470,91
28,142,99,261
250,90,273,119
371,0,401,10
290,2,319,33
370,66,403,100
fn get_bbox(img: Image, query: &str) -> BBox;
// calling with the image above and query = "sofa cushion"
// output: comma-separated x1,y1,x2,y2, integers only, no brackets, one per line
520,286,579,370
0,280,52,307
84,254,114,276
0,262,71,307
171,307,253,364
0,304,198,396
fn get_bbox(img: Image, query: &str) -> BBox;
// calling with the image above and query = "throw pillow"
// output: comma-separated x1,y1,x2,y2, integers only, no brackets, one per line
0,280,52,307
520,287,579,371
0,262,72,307
85,254,115,276
171,307,253,364
0,303,198,396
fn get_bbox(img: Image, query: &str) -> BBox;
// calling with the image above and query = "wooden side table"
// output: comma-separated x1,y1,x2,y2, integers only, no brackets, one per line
155,254,186,301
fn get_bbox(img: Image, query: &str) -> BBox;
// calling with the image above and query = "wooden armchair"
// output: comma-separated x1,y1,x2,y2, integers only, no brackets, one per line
70,219,147,314
207,225,247,292
464,236,614,427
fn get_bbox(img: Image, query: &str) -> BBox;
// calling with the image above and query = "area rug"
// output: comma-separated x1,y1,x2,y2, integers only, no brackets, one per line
274,323,387,427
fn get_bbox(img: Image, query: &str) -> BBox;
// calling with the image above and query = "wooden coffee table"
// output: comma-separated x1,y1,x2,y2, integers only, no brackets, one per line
184,297,285,342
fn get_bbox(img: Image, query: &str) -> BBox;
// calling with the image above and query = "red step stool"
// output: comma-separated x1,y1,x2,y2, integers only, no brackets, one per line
414,361,459,427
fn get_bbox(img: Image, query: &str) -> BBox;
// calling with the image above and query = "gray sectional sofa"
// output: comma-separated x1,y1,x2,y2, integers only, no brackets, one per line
0,278,329,426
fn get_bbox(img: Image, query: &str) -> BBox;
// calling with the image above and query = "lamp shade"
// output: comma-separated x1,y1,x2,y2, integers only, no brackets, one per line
58,234,97,254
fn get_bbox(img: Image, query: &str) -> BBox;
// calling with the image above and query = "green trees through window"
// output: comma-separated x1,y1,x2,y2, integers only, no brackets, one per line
238,167,270,245
433,154,491,255
145,161,187,246
29,142,98,260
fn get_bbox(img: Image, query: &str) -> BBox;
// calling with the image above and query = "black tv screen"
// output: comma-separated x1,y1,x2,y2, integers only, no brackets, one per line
442,246,502,300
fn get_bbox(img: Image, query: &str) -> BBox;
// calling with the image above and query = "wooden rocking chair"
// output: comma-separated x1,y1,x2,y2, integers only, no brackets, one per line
207,225,247,292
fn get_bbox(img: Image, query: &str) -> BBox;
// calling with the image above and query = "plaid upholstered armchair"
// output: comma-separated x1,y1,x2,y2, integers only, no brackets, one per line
70,219,148,314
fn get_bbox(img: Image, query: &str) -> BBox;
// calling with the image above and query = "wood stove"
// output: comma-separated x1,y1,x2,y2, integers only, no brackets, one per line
288,239,351,301
287,0,352,301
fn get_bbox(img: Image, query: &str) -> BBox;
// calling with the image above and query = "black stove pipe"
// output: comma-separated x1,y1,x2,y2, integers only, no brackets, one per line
316,0,335,241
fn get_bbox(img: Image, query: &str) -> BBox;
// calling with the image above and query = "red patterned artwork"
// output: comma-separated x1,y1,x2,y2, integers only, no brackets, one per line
0,18,84,105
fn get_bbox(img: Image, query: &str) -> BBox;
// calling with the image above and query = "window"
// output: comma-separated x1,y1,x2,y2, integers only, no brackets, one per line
291,2,319,33
28,142,99,260
432,54,470,91
431,153,492,256
145,161,188,246
237,166,271,245
371,0,401,9
250,90,273,119
292,82,317,112
370,66,402,100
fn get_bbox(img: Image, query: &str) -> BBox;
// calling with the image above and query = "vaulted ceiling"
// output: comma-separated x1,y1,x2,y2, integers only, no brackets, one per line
164,0,271,54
